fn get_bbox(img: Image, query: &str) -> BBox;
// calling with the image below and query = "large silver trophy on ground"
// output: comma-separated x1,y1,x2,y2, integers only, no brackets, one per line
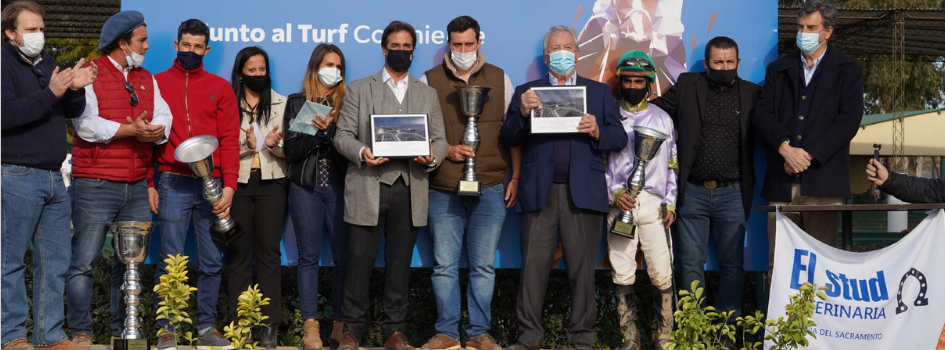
455,85,493,196
111,221,154,350
610,126,669,239
174,135,244,245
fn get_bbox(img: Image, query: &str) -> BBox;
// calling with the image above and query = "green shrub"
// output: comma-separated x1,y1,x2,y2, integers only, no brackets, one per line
20,249,766,349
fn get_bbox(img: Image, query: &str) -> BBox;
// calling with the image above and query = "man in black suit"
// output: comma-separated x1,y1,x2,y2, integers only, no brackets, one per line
753,0,864,270
652,36,760,321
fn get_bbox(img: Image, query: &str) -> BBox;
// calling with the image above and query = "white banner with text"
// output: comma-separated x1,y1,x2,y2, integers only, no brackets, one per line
767,209,945,349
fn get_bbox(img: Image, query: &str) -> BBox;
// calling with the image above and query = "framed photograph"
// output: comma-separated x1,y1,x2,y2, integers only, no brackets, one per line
370,114,431,158
529,86,587,134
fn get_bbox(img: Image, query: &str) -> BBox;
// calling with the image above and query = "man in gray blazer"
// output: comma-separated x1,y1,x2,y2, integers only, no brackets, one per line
333,20,448,350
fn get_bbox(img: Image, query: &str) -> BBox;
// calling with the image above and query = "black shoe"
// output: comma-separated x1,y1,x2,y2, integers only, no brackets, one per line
259,324,278,349
504,343,537,350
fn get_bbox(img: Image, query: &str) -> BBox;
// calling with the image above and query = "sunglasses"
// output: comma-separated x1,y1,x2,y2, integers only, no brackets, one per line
124,82,139,107
30,66,47,88
620,57,654,71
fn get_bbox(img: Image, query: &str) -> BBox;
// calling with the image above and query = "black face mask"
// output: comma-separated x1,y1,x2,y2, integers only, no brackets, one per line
385,49,413,73
242,75,269,93
621,86,649,106
707,67,738,86
177,51,204,70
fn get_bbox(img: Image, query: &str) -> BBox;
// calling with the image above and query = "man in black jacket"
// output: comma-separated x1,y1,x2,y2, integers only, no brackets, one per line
753,0,863,269
1,2,96,350
867,159,945,204
651,36,760,320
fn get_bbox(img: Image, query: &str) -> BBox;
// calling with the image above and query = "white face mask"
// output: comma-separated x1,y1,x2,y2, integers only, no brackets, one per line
317,67,342,87
122,46,145,68
16,31,44,58
451,49,477,70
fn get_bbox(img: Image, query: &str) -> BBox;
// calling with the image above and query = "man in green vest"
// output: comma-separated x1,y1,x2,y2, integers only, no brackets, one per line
418,15,521,350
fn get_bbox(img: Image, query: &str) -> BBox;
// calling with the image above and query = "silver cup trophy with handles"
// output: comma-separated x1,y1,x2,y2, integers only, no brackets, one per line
174,135,244,245
111,221,154,350
455,85,493,196
610,126,668,239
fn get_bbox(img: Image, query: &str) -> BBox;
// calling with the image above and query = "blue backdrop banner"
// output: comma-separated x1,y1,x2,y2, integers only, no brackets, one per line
124,0,777,271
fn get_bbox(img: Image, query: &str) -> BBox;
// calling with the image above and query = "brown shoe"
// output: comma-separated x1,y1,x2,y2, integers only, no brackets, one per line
466,335,501,350
336,331,358,350
303,320,323,350
35,340,84,350
329,321,344,350
420,334,458,350
384,331,415,350
2,340,34,350
70,334,91,348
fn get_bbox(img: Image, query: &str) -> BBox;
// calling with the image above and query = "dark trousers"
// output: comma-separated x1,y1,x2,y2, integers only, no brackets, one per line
516,183,603,349
288,181,348,321
228,171,287,324
342,179,418,340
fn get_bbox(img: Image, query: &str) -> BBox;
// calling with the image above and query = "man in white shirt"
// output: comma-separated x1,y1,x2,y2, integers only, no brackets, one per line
64,11,171,347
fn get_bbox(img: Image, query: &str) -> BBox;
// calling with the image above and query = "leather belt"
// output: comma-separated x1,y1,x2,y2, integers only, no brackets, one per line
164,171,196,178
694,179,739,189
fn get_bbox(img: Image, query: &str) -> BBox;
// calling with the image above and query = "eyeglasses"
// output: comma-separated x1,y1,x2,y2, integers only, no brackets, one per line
619,57,654,71
124,82,139,107
178,19,210,34
30,66,47,88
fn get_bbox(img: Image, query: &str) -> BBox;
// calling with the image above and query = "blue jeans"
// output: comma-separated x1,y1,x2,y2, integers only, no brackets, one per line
675,182,745,319
288,182,347,320
66,178,150,337
427,184,506,339
152,173,225,331
1,165,71,346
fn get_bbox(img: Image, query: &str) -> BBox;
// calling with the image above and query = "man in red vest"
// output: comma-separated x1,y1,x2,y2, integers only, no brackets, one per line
65,10,171,347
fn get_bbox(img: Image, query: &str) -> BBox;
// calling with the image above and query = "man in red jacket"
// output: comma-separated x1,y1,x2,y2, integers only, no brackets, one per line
66,10,172,347
149,18,239,350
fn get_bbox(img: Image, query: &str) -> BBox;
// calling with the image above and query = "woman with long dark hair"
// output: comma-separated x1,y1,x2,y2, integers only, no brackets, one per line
283,43,349,350
227,46,287,348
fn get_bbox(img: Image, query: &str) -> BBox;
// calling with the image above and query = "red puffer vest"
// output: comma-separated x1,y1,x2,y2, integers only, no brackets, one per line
71,56,155,182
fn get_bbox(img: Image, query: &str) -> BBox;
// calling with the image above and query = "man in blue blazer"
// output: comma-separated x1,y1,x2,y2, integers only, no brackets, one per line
502,25,627,350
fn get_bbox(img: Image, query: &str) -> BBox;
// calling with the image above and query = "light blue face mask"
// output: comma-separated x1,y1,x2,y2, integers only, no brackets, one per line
796,30,826,55
548,50,576,75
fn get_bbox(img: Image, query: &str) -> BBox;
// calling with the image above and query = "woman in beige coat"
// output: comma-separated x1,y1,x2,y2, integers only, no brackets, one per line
227,46,287,349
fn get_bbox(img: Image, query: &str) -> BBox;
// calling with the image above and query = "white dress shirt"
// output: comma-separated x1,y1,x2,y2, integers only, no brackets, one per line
801,45,827,86
382,67,409,104
549,71,578,86
73,56,172,144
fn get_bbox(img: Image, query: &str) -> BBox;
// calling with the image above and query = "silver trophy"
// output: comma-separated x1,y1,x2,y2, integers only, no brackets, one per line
111,221,154,350
610,126,668,239
455,85,493,196
174,135,244,245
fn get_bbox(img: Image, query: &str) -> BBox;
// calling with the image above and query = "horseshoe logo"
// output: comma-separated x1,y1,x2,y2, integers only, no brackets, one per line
896,268,928,315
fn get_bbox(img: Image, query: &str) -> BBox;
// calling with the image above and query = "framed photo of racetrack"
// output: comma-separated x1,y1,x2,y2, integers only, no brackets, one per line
529,86,587,134
370,114,431,158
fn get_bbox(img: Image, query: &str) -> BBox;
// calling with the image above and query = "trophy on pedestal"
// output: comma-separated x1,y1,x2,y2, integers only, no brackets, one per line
174,135,244,245
455,85,493,196
610,126,668,239
111,221,154,350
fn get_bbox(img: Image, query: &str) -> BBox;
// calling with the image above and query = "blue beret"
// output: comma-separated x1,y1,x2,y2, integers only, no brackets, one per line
99,11,145,50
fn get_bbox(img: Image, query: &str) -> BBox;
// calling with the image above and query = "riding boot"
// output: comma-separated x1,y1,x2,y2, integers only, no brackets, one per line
615,285,640,350
654,287,674,350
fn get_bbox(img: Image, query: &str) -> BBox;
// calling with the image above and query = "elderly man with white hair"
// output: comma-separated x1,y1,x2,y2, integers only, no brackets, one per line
501,25,627,350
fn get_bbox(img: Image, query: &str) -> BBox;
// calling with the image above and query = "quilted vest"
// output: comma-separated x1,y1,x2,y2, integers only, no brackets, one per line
71,56,156,182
